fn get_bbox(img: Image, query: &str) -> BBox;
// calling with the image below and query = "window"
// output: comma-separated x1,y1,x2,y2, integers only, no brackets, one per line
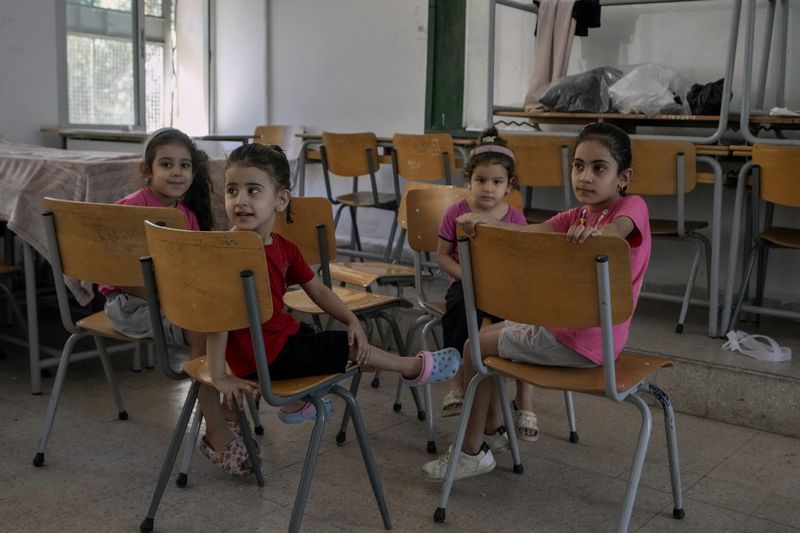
65,0,171,129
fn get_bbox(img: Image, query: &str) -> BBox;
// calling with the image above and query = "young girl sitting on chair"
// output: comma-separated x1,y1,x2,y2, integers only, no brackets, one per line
100,128,246,476
437,127,538,443
206,143,460,424
424,122,651,481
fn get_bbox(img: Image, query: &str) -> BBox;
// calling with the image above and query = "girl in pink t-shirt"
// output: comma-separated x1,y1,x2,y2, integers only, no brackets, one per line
423,122,651,482
436,127,538,444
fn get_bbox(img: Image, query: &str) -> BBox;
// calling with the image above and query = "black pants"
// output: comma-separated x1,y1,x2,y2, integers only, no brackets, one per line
441,281,502,355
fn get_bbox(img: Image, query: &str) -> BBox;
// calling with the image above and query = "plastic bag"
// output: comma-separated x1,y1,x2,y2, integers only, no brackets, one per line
608,63,689,115
687,78,726,115
536,66,623,113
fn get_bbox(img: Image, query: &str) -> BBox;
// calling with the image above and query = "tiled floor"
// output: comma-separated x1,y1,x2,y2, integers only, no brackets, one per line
2,289,800,532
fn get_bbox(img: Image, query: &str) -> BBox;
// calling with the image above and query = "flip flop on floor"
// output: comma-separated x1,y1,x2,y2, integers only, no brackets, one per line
441,389,464,417
405,348,461,386
513,406,540,442
278,396,335,424
198,435,253,476
225,418,260,453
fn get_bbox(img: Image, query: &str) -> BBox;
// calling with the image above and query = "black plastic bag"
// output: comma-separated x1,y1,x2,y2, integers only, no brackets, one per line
537,66,623,113
687,78,728,115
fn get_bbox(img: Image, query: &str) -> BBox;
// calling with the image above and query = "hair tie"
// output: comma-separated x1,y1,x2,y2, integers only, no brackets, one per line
469,144,515,162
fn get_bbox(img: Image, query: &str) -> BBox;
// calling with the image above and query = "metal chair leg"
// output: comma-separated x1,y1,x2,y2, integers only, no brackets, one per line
564,391,578,443
93,335,127,419
176,406,203,488
336,369,362,445
618,393,653,533
332,384,392,529
675,238,703,334
246,394,263,435
288,394,331,533
139,382,200,533
645,383,684,519
33,332,84,467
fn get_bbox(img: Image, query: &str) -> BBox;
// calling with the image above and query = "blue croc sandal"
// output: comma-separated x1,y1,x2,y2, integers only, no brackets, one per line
406,348,461,385
277,397,335,424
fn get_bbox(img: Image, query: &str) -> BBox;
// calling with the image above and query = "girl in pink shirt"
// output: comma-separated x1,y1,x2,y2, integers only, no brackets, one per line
423,122,651,481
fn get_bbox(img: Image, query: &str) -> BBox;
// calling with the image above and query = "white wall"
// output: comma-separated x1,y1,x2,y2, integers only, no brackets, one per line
0,0,61,146
213,0,267,134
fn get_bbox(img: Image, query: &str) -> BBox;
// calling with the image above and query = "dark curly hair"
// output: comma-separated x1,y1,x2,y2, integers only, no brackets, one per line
226,143,294,223
462,126,518,189
142,128,215,230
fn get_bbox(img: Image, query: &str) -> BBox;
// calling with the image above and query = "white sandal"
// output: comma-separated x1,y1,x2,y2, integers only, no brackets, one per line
722,330,792,362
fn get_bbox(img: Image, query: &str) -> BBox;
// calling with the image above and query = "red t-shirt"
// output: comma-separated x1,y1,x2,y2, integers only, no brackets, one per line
225,232,315,377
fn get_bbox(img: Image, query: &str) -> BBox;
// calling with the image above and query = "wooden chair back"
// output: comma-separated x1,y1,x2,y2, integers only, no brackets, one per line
273,197,337,264
405,187,471,254
321,132,380,176
392,133,456,183
505,134,576,188
41,198,186,286
253,125,305,160
143,222,272,333
752,144,800,207
465,226,633,328
628,140,697,195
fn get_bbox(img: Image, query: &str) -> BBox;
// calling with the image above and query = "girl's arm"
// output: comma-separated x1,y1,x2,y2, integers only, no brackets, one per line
436,238,462,280
207,331,259,408
566,215,634,244
300,277,370,363
457,212,554,237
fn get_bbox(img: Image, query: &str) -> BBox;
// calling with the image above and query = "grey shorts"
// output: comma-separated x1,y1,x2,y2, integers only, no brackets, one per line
104,292,186,347
497,321,597,368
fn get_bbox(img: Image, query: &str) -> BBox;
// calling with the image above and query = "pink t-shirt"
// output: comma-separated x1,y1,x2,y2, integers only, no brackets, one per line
99,187,200,296
545,195,651,365
438,198,527,277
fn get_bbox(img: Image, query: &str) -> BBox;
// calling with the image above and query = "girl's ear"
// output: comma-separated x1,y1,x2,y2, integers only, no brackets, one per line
618,167,632,188
139,161,152,183
275,188,291,213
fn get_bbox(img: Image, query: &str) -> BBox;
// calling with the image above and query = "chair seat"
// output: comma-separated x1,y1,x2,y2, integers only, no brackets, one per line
523,207,558,224
335,191,398,210
284,285,412,315
761,227,800,249
329,261,416,288
649,219,708,236
76,311,142,341
183,356,341,395
424,300,445,317
484,352,673,394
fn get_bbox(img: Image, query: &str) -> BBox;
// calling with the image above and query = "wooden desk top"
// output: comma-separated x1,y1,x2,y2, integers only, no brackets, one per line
296,133,475,146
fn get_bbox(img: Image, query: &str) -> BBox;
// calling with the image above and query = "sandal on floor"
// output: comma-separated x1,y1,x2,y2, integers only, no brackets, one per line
277,397,335,424
405,348,460,386
225,418,260,453
513,408,540,442
198,435,253,476
484,425,510,453
441,390,464,418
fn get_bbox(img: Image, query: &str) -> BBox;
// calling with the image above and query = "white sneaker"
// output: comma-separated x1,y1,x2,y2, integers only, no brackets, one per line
423,442,495,482
483,426,510,453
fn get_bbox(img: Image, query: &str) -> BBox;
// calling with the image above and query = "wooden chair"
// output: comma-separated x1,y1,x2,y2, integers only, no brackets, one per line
728,144,800,330
138,223,391,533
434,227,683,531
404,186,472,454
275,197,426,433
320,131,400,261
504,134,575,223
32,198,186,468
253,125,305,171
629,139,710,333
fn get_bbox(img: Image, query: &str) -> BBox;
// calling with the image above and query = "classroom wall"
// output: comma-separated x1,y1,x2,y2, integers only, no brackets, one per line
0,0,61,147
464,0,800,308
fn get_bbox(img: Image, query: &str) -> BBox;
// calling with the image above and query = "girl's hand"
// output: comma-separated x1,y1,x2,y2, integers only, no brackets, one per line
566,223,601,244
212,375,259,410
347,320,371,364
457,212,492,237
